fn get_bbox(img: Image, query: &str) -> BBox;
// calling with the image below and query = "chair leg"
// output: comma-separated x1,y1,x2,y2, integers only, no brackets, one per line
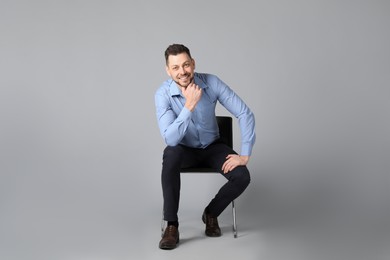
161,209,165,237
232,200,237,238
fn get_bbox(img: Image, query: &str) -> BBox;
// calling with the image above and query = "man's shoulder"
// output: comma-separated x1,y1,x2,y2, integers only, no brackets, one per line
155,79,173,95
195,72,221,87
195,72,219,81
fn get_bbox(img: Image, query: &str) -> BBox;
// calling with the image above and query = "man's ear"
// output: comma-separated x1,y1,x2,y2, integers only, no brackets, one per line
192,59,196,70
165,66,171,77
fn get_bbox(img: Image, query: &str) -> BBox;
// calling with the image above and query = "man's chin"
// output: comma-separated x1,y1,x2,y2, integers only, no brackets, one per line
175,79,192,88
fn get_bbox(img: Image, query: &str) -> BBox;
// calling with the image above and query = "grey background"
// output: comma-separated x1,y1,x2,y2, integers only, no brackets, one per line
1,0,389,259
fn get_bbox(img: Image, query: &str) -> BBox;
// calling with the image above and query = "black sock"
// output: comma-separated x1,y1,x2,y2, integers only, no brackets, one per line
205,206,216,217
167,221,179,228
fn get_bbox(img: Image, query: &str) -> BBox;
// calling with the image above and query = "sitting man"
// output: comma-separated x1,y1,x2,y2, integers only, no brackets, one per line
155,43,256,249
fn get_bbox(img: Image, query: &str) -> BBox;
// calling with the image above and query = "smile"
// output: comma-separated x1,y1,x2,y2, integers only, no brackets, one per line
179,75,190,80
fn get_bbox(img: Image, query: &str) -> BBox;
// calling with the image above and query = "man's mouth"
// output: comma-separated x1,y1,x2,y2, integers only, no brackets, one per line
179,74,190,81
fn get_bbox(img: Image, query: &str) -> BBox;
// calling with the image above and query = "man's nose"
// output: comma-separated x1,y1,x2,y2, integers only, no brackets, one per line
179,66,186,74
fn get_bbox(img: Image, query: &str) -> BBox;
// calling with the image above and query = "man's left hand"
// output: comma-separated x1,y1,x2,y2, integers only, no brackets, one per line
222,154,250,174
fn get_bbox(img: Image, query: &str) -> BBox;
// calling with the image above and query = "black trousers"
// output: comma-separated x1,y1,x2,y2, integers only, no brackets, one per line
161,139,251,222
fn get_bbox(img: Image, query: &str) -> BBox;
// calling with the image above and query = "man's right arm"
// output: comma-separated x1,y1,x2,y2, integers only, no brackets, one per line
155,91,192,146
155,83,202,146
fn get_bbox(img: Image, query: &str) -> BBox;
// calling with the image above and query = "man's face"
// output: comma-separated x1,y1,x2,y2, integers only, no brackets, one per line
166,53,195,88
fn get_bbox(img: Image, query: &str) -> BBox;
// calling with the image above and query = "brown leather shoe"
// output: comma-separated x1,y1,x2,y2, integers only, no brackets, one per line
159,225,179,250
202,209,221,237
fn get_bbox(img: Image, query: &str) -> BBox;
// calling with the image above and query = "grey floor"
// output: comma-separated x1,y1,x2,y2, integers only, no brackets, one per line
1,162,390,260
1,194,390,260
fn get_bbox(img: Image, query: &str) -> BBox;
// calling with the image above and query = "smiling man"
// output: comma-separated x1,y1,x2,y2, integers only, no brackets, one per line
155,44,256,249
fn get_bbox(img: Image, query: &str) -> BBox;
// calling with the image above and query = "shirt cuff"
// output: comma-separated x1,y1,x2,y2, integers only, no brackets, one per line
240,143,253,156
178,106,192,121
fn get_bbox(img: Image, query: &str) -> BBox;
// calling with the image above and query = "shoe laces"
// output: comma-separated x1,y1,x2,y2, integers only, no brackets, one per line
165,225,177,236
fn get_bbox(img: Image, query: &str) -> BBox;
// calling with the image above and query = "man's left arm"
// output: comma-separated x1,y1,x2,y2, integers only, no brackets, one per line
212,76,256,173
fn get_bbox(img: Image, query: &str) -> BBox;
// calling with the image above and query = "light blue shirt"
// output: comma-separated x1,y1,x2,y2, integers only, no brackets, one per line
155,72,256,156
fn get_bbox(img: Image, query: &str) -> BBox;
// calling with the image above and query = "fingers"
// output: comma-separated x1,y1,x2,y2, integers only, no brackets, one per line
186,84,202,102
222,160,238,174
182,84,202,112
182,83,202,97
191,83,202,92
222,154,240,174
188,82,197,89
189,84,202,96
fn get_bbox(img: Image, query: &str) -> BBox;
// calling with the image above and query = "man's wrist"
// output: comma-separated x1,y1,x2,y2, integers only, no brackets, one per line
239,155,250,165
185,102,195,112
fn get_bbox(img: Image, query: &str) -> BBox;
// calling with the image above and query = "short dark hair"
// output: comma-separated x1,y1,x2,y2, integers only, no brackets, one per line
164,44,192,65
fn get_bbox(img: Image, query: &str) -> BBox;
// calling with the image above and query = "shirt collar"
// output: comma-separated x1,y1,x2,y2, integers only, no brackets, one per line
169,73,208,97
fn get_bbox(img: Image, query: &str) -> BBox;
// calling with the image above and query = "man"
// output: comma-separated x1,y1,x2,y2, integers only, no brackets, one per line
155,44,255,250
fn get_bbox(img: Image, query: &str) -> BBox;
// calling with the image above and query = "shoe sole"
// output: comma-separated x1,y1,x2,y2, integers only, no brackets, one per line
159,237,179,250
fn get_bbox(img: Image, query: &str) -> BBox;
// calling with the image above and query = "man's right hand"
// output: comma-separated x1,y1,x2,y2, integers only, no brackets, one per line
181,83,202,112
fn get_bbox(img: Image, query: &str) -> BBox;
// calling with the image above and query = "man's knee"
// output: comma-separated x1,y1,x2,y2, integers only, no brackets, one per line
233,167,251,189
163,145,182,158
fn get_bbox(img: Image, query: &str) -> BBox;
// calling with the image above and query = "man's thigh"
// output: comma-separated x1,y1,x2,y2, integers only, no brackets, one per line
163,145,201,169
202,142,237,171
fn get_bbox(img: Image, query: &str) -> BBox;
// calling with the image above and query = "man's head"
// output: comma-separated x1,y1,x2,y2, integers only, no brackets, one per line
165,44,196,88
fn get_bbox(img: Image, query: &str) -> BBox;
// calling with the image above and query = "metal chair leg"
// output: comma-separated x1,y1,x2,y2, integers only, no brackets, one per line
161,209,165,237
232,200,237,238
